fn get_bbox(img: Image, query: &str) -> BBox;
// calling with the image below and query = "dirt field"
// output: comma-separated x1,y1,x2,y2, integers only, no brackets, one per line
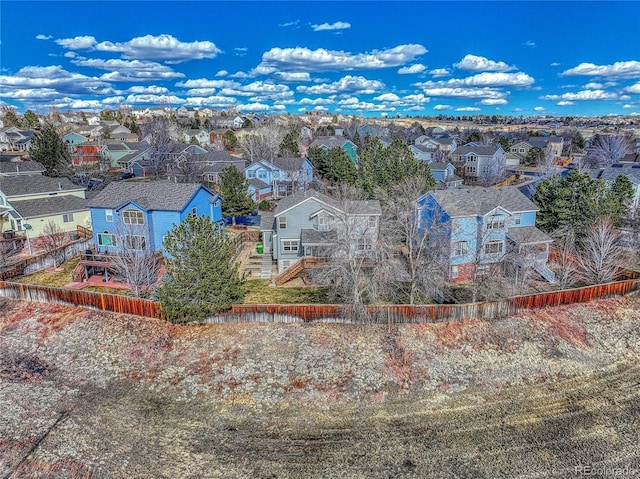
1,297,639,478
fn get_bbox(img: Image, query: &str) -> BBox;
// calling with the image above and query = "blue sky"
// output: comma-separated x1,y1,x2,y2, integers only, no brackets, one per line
1,1,639,117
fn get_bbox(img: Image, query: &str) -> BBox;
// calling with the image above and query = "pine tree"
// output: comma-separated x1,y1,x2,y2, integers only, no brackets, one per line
219,166,255,225
156,215,245,323
29,122,71,177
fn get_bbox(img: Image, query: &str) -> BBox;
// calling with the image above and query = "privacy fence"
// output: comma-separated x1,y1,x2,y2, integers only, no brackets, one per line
0,278,638,324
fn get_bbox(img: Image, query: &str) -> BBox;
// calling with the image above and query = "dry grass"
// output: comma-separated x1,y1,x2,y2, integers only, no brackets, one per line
243,279,331,304
13,255,81,288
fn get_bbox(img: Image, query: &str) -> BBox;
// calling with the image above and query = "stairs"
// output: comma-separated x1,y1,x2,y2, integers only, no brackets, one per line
260,247,273,280
533,261,556,283
274,258,305,286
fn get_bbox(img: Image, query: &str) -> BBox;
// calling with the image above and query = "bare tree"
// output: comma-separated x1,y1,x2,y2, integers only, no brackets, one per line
547,229,580,289
312,184,383,319
577,218,626,284
141,117,177,177
537,146,556,179
587,134,633,167
40,221,68,268
110,222,162,297
239,125,286,161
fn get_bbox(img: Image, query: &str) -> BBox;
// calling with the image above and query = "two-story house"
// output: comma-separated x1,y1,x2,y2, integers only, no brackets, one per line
451,144,506,185
309,136,359,164
509,136,565,165
0,175,90,244
260,189,381,273
245,158,314,198
417,186,554,283
587,164,640,208
88,181,222,255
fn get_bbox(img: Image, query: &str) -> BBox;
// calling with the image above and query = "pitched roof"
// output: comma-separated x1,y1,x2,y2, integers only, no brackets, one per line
429,186,538,217
0,175,80,197
506,225,553,245
10,195,89,219
271,157,307,172
453,144,502,156
88,180,206,211
309,136,350,149
248,178,270,189
273,189,381,216
587,165,640,185
0,161,45,175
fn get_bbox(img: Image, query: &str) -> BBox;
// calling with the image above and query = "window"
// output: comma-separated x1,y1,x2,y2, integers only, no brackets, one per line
122,209,144,225
98,231,116,247
487,214,505,229
190,207,197,218
519,148,525,153
513,213,522,225
282,239,299,252
247,170,256,178
466,166,477,174
278,216,287,230
357,237,372,251
451,265,459,279
314,213,332,231
484,240,503,255
453,241,468,257
105,209,113,222
476,264,490,275
62,213,74,223
125,235,146,250
214,200,221,208
467,155,477,162
258,169,268,180
481,165,490,174
368,216,377,228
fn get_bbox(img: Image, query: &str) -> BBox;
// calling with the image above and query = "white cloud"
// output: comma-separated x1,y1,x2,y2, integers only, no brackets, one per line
541,89,618,101
237,102,272,112
429,68,450,77
523,40,536,47
279,20,300,28
312,21,351,31
556,101,575,106
299,97,334,105
95,34,221,63
258,44,427,72
176,78,240,89
433,104,452,110
584,82,604,89
297,75,384,95
561,60,640,79
0,65,112,96
36,34,52,41
622,104,636,109
626,82,640,94
478,98,508,105
185,88,217,96
398,64,426,74
454,54,515,72
337,98,396,111
55,35,97,50
272,72,311,82
374,93,400,101
416,86,507,100
550,62,561,67
534,106,545,112
215,70,229,77
184,95,238,107
455,107,480,112
125,93,184,105
72,58,184,81
128,85,169,94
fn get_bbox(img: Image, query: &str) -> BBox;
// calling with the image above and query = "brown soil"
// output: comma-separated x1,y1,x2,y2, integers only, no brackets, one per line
1,297,639,478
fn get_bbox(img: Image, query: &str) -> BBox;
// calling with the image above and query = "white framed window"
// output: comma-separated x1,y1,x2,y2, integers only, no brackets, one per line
453,241,468,257
513,212,522,225
278,216,287,230
214,200,221,208
481,165,490,174
122,209,144,225
247,170,256,178
466,166,477,174
98,231,116,247
282,239,299,252
125,234,146,250
368,216,377,228
258,170,268,180
451,265,459,279
484,240,503,255
190,207,197,218
519,148,525,153
105,209,113,222
487,214,505,229
63,213,74,223
357,237,372,251
313,213,332,231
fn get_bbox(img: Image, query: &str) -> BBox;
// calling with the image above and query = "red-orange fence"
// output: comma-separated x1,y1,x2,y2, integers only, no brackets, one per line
1,278,638,324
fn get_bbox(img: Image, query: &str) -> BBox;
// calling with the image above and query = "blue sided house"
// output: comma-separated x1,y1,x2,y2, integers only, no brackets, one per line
417,186,555,283
88,180,222,254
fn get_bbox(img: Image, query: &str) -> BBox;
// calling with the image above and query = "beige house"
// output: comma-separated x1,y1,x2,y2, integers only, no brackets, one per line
0,175,90,242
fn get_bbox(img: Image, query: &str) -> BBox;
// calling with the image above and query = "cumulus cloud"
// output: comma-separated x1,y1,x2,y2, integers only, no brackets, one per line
433,104,452,110
36,34,52,41
478,98,508,105
297,75,384,95
94,34,221,63
176,78,240,89
398,63,426,74
561,60,640,79
55,35,97,50
556,101,575,106
128,85,169,94
523,40,536,47
550,62,561,67
429,68,450,77
417,87,507,100
258,44,427,72
312,21,351,31
534,106,545,111
215,70,229,77
374,93,400,101
299,97,334,105
0,65,112,96
272,72,312,82
125,93,184,105
626,82,640,94
540,89,618,101
455,106,480,112
71,58,184,81
454,54,515,72
279,20,300,28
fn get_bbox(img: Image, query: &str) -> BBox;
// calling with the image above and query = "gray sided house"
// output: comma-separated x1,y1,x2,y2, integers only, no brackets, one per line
260,189,381,272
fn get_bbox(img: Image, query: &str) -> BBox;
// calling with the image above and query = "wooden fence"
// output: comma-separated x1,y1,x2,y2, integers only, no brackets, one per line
2,277,637,324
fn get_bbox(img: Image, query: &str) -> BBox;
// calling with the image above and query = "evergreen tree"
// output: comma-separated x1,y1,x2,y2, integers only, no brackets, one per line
279,130,300,157
219,166,255,225
223,129,238,151
29,122,71,177
307,146,357,185
156,215,245,323
23,110,40,128
189,136,201,146
2,109,21,127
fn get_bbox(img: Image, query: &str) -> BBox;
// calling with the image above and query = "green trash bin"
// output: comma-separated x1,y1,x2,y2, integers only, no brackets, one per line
256,242,263,254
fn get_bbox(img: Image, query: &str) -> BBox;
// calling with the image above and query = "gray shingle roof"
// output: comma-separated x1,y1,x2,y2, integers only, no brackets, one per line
453,144,502,156
274,189,381,216
271,157,306,172
587,166,640,185
309,136,351,149
88,180,204,211
259,211,274,230
10,195,89,218
248,178,270,189
300,228,337,245
506,226,553,245
0,175,80,197
0,161,45,175
430,186,538,217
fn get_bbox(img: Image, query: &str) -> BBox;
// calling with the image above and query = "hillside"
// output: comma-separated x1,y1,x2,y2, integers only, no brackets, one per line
1,297,639,478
